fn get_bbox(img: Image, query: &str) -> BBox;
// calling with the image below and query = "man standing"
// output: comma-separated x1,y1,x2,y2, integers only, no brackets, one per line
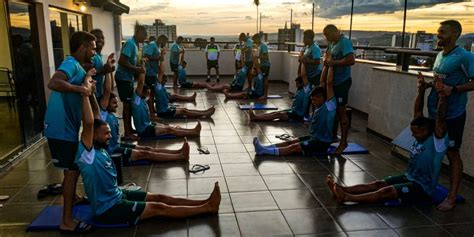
233,40,243,73
322,24,355,155
170,36,185,87
115,24,147,140
90,29,115,99
300,30,322,87
253,34,271,98
424,20,474,211
205,37,220,83
43,31,96,234
239,32,254,90
143,36,161,114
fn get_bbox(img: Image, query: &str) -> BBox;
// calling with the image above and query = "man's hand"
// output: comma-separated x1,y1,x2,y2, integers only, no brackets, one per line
417,72,429,92
103,53,116,73
434,75,452,97
323,53,333,66
81,71,96,96
86,68,97,78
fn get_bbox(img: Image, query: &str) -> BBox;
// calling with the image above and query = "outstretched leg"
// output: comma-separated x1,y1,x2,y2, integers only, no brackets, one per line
207,83,230,92
170,92,196,102
334,106,349,154
253,137,302,156
326,175,388,195
192,82,210,89
155,121,202,137
131,139,190,162
248,109,289,121
224,91,248,100
175,107,215,118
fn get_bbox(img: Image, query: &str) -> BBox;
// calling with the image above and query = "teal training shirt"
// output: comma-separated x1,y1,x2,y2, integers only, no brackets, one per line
76,142,123,215
231,66,248,88
131,92,152,134
177,65,187,85
244,37,254,63
115,38,138,82
44,56,86,142
154,83,171,114
309,98,337,143
327,35,354,86
170,42,181,65
92,54,104,98
143,41,160,77
304,43,322,78
291,84,312,118
258,43,271,67
406,134,449,196
100,109,120,154
252,72,265,97
428,46,474,119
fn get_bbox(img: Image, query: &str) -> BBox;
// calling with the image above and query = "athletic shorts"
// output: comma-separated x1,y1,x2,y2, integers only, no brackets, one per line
47,138,79,170
384,175,431,205
285,109,304,121
170,63,179,72
230,84,243,92
298,136,331,156
145,75,158,89
156,106,177,118
115,79,134,103
94,190,147,225
138,124,156,138
235,60,242,70
260,66,270,78
112,143,136,164
308,73,321,87
207,60,219,69
446,112,466,151
334,77,352,106
180,81,194,88
245,61,253,70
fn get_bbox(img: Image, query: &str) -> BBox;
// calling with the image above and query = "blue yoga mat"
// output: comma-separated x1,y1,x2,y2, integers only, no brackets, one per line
27,205,129,231
240,104,278,110
315,142,369,155
384,184,465,206
267,95,283,99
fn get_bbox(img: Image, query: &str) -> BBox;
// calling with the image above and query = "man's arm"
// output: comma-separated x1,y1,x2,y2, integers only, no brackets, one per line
100,73,112,110
434,94,447,139
118,54,143,74
300,61,310,86
319,53,331,87
135,63,146,97
326,54,355,67
205,45,209,60
81,81,95,150
414,72,426,119
48,71,90,95
326,66,334,100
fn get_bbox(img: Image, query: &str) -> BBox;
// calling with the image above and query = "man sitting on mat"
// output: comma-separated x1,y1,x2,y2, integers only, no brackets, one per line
154,74,215,118
326,74,449,205
223,54,264,100
76,86,221,226
131,64,203,138
99,66,190,163
252,57,336,156
248,65,312,122
178,61,210,89
207,66,248,92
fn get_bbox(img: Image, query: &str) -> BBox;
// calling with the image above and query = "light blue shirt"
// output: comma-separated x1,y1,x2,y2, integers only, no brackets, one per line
92,54,104,98
169,42,181,65
258,43,271,67
428,46,474,119
244,37,254,63
327,35,354,85
231,66,248,89
131,92,152,134
154,83,171,114
100,110,120,154
44,56,86,142
75,142,123,215
143,41,160,77
292,84,312,118
304,42,322,79
251,72,265,97
115,38,138,82
309,98,337,143
406,134,449,196
177,65,187,85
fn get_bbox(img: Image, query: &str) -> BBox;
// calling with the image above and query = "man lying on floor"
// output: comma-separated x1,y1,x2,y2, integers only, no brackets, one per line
131,64,203,138
76,81,221,227
207,65,248,92
98,66,190,163
327,73,449,205
248,64,312,122
252,57,336,156
154,74,215,118
177,61,210,89
224,53,265,100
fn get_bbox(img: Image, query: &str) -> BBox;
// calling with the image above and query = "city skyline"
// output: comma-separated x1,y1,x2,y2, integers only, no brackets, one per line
121,0,474,36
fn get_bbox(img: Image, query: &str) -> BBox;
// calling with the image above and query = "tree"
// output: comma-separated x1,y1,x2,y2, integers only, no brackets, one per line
254,0,259,33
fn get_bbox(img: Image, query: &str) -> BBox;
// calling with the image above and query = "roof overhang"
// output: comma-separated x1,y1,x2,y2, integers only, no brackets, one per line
90,0,130,15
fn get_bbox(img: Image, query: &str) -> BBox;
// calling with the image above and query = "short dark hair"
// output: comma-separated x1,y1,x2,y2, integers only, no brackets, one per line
134,23,146,34
323,24,338,33
303,30,315,40
94,118,108,130
70,31,96,53
210,37,215,40
295,76,303,83
252,33,260,41
177,36,184,41
410,116,434,133
149,36,156,42
90,28,103,36
440,20,462,39
310,86,326,99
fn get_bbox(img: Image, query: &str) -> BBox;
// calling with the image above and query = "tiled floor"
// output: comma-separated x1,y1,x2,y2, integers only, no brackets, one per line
1,78,474,236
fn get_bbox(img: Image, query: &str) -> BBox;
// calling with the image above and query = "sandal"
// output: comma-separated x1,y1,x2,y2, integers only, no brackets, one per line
60,221,94,235
73,195,90,206
49,183,63,195
275,133,292,140
0,195,10,201
197,146,210,155
189,164,210,174
119,182,142,191
37,185,51,199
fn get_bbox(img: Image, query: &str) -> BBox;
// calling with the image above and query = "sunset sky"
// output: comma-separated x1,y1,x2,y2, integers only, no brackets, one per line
120,0,474,36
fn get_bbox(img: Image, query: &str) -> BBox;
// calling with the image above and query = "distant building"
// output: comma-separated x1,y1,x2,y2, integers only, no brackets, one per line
409,31,436,51
471,43,474,53
391,34,410,47
277,22,303,51
144,19,177,41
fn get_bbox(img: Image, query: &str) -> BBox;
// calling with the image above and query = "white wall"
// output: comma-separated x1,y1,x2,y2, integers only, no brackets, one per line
89,8,117,58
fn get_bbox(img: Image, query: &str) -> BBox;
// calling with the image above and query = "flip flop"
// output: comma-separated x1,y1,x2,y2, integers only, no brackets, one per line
37,185,51,199
60,221,94,235
0,195,10,201
49,183,63,195
119,182,142,191
189,164,210,174
74,195,90,206
197,146,210,155
275,133,292,140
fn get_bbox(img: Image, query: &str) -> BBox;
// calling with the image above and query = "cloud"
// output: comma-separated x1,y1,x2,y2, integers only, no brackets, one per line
261,14,272,19
129,1,171,15
307,0,470,18
245,16,253,20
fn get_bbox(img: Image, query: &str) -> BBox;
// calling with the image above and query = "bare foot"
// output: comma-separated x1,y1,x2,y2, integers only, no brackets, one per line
333,183,346,203
123,133,140,141
206,106,216,117
334,142,348,155
248,109,256,121
437,197,456,211
191,92,197,101
206,182,221,214
223,91,230,99
326,175,337,199
194,121,202,134
181,138,190,161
